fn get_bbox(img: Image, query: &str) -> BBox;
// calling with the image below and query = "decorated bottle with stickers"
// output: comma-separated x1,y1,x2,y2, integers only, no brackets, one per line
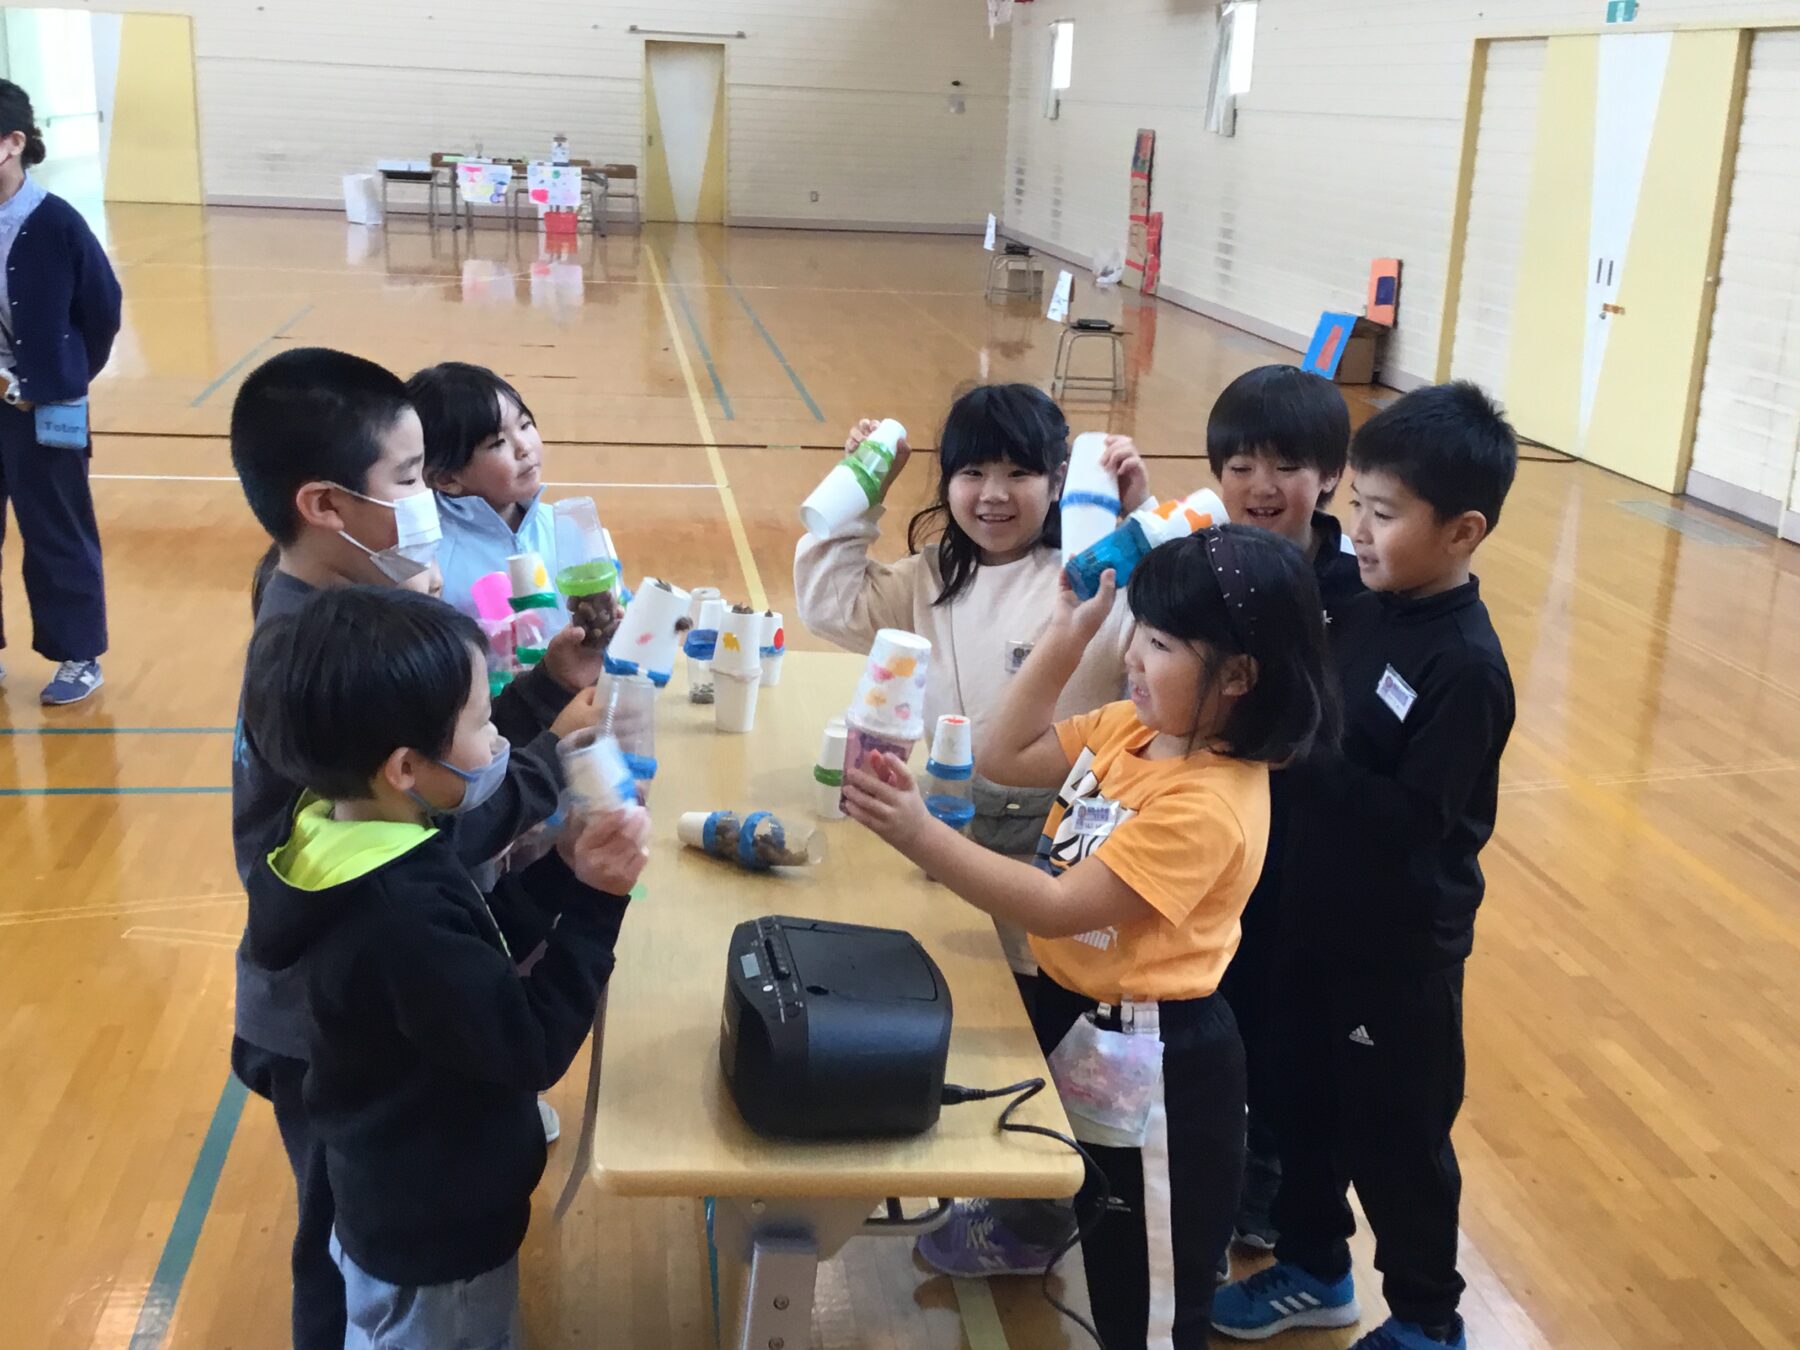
841,629,932,811
1063,489,1229,601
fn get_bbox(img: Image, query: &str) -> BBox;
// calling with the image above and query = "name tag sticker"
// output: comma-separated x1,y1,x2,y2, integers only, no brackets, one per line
1005,639,1034,675
1376,665,1417,722
1073,797,1119,835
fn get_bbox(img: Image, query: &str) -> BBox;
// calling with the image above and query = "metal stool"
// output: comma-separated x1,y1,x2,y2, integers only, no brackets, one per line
985,243,1044,301
1051,320,1127,400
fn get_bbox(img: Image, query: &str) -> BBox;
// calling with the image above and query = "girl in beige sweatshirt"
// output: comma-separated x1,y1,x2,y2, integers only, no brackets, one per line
794,383,1149,974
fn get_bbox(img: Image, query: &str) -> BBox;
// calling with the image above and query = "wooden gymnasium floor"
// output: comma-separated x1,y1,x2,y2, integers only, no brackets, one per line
2,205,1797,1350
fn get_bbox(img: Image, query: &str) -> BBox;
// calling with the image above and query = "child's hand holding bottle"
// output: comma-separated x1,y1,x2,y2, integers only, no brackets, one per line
558,804,653,896
843,417,912,504
1100,436,1151,514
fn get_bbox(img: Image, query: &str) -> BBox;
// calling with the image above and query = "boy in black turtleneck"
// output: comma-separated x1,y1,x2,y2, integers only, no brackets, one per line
1213,382,1518,1350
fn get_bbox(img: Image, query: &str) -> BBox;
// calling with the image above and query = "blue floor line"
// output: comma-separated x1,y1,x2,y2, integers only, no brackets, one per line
656,248,734,420
127,1075,249,1350
190,304,314,406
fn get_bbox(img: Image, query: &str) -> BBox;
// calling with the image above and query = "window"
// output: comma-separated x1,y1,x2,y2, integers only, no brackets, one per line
1047,20,1075,119
1208,1,1259,135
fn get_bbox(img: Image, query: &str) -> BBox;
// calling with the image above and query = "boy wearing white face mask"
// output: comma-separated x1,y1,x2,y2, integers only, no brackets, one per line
227,347,611,1350
242,585,650,1350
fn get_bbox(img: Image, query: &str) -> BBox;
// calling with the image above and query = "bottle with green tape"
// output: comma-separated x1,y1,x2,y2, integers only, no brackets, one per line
552,496,620,647
506,551,559,668
800,418,907,538
813,716,848,821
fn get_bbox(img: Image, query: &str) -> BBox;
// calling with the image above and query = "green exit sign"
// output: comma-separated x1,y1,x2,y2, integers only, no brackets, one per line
1606,0,1640,20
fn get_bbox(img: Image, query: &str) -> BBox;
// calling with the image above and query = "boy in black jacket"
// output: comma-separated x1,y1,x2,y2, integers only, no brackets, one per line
1213,382,1517,1350
227,348,615,1349
1207,364,1364,1253
243,585,648,1349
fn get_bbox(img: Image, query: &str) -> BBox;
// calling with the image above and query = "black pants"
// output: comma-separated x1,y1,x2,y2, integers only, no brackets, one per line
1219,880,1282,1234
0,402,107,662
232,1038,346,1350
1034,977,1246,1350
1269,962,1466,1328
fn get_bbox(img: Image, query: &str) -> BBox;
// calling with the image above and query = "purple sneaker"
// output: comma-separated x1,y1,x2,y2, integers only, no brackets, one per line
915,1199,1068,1278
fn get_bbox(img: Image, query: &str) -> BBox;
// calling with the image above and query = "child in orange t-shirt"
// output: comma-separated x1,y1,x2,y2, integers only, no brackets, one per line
846,526,1338,1350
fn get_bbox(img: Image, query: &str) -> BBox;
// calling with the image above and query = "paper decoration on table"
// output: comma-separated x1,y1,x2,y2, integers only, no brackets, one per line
528,161,581,212
457,160,513,205
1047,269,1073,324
984,213,997,252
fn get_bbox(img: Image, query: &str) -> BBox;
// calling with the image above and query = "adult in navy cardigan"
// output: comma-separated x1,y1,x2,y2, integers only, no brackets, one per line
0,80,123,706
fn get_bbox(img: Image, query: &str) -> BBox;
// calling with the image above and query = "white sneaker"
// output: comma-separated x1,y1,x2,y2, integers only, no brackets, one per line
539,1097,561,1144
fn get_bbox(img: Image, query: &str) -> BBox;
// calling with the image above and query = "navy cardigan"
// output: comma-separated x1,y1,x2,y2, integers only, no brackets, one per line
6,192,123,405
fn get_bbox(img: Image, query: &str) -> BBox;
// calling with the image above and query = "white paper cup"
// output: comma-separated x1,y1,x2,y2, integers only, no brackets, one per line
1061,432,1122,564
800,462,875,539
605,577,691,684
714,606,764,677
928,714,974,770
558,730,636,812
814,778,847,821
849,629,932,743
676,811,712,849
713,667,761,734
759,612,785,687
507,551,552,597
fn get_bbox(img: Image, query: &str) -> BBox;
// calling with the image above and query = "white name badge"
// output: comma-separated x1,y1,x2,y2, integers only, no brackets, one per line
1376,665,1417,722
1072,797,1119,836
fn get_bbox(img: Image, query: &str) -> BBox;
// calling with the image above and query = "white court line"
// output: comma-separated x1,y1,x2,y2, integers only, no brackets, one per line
89,474,715,489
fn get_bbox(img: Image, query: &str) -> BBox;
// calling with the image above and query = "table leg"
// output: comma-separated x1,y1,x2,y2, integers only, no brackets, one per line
711,1196,876,1350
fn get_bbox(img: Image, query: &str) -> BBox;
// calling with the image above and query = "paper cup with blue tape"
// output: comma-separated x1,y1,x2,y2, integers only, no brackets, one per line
684,589,725,703
1060,432,1123,565
801,418,907,538
759,610,786,687
557,729,638,814
814,716,848,820
595,671,658,798
604,577,690,686
677,810,825,869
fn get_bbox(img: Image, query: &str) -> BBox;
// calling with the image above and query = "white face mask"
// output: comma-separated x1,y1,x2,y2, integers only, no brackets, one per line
331,484,442,584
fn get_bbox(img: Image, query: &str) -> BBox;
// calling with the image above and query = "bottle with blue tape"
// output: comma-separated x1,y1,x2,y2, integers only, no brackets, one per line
556,729,640,814
684,588,725,704
1063,488,1229,601
595,670,658,800
923,714,975,834
678,810,827,871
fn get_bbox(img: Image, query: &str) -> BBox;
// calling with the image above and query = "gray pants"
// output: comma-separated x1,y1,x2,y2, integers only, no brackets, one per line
330,1230,520,1349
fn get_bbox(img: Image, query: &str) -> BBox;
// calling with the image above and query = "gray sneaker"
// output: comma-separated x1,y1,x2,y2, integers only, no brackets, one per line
41,660,103,706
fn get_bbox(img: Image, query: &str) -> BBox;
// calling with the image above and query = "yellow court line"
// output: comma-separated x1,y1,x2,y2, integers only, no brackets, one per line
643,245,768,610
952,1277,1011,1350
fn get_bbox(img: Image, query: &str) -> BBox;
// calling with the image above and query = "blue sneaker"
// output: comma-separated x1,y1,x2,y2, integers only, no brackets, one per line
1211,1261,1360,1339
915,1199,1069,1278
41,660,103,706
1349,1316,1467,1350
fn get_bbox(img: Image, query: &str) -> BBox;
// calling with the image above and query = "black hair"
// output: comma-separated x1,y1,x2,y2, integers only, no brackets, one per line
1349,380,1518,530
229,348,414,545
1206,365,1352,506
406,362,535,481
905,383,1071,607
0,81,47,168
1127,526,1338,765
243,586,484,801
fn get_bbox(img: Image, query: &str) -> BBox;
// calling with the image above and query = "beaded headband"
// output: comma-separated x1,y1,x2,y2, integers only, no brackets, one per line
1203,527,1256,647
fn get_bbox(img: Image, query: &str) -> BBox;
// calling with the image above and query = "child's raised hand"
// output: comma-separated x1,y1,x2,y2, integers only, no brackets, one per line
843,751,930,851
1050,566,1119,645
1101,436,1151,515
844,417,911,503
559,804,652,896
542,622,607,694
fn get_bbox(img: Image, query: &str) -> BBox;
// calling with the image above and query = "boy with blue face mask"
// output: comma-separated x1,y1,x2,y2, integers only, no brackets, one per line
243,585,650,1350
227,347,612,1350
